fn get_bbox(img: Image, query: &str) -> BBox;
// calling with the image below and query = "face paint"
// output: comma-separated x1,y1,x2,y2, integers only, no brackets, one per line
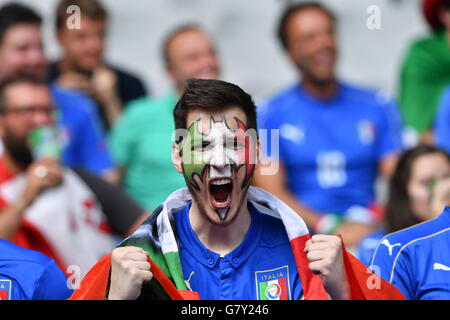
180,116,257,222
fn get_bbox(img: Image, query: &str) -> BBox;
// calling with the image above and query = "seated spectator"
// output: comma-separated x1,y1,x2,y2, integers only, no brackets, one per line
254,2,403,247
357,144,450,265
398,0,450,143
109,25,220,211
0,239,72,300
0,3,115,181
49,0,148,130
0,76,147,276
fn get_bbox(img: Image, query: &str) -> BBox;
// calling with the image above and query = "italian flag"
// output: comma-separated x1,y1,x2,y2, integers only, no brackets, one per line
69,187,405,300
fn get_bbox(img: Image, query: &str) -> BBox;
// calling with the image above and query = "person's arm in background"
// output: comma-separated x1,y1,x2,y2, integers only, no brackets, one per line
0,159,63,240
76,93,119,184
433,86,450,153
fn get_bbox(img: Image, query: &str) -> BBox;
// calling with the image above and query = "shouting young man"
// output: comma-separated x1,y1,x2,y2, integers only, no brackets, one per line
71,79,403,300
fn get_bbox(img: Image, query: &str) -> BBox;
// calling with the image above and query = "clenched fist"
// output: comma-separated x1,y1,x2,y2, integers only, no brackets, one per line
107,246,153,300
304,234,349,300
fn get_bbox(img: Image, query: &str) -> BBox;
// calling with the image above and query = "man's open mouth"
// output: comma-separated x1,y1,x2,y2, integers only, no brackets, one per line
208,178,233,209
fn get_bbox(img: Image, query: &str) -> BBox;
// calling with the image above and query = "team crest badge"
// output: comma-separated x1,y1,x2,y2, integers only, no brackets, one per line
255,266,290,300
0,280,12,300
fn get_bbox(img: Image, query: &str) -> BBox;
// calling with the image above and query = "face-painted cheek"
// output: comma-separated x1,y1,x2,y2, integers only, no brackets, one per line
235,122,257,186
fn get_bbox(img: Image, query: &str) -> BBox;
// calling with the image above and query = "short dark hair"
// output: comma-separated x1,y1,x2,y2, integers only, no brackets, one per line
173,79,257,136
55,0,108,31
277,1,336,50
162,24,203,68
385,144,450,233
0,3,42,45
0,75,48,114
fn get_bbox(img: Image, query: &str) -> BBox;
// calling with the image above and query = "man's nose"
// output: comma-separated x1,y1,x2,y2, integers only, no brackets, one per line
209,146,230,170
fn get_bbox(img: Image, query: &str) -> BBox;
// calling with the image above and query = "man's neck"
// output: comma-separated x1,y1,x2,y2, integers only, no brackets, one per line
188,200,251,257
301,77,338,100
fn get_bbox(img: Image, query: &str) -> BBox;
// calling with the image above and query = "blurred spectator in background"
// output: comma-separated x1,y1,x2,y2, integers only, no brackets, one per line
0,239,72,300
0,76,147,276
399,0,450,144
357,144,450,266
109,25,220,211
0,2,115,181
49,0,147,131
255,2,403,247
434,85,450,152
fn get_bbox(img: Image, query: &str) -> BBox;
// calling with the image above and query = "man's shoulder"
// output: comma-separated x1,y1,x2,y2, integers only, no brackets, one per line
372,209,450,267
0,239,53,269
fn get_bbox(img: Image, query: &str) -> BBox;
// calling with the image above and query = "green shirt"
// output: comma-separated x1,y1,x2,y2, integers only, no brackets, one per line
109,93,185,211
399,31,450,133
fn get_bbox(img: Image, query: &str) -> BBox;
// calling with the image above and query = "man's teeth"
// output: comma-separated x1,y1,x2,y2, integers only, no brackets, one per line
210,179,231,185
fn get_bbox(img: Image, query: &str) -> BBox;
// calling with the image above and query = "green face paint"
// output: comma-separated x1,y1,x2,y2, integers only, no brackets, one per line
181,120,209,190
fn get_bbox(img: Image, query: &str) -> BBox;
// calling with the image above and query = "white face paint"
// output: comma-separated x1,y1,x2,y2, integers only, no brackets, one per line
181,115,253,224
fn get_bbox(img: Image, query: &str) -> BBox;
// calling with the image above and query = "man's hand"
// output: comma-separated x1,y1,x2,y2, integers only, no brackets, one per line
108,246,153,300
21,158,63,206
91,66,118,103
305,234,349,300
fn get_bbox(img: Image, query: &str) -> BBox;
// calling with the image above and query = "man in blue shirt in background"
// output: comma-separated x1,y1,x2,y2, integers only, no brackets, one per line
255,2,403,247
0,239,72,300
0,3,115,181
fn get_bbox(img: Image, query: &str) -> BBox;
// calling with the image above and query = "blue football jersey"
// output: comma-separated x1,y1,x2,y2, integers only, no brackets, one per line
173,201,302,300
0,239,73,300
258,83,403,214
370,207,450,299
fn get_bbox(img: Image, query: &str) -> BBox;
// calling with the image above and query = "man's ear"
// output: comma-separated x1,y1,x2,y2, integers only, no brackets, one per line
172,142,183,173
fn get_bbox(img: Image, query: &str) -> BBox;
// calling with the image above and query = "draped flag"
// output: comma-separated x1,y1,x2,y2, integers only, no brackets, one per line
69,187,404,300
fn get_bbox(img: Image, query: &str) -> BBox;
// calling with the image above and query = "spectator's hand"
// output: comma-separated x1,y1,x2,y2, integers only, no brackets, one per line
91,66,118,104
21,158,63,206
108,246,153,300
305,234,349,300
430,177,450,217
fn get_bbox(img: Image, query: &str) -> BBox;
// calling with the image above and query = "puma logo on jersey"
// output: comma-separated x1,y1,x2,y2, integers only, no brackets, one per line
433,263,450,271
381,239,401,256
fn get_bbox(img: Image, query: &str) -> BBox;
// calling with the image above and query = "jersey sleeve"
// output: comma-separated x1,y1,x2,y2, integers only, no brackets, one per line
32,259,73,300
388,249,415,300
369,235,402,283
74,168,145,236
434,87,450,154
